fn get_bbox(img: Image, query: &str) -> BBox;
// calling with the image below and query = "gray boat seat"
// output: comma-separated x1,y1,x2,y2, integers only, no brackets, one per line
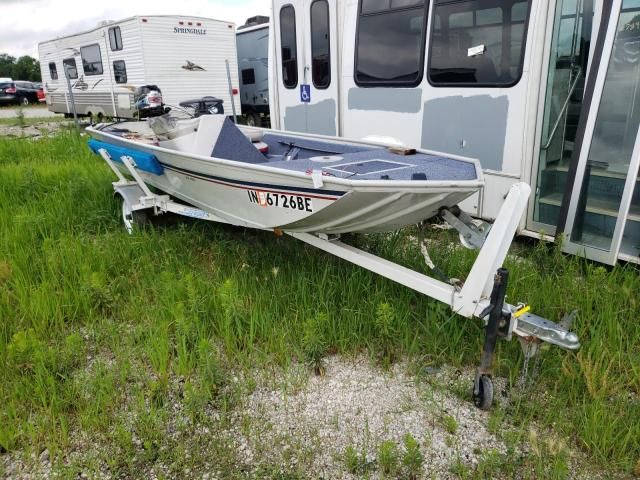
194,115,268,163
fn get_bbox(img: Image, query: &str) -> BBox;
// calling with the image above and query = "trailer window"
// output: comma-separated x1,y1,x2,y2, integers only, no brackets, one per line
62,58,78,79
113,60,127,84
49,62,58,80
242,69,256,85
428,0,531,87
80,44,103,76
311,0,331,89
355,0,428,87
280,5,298,88
109,26,123,51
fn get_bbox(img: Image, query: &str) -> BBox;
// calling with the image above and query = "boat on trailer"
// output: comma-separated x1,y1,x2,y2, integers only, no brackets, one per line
86,114,580,409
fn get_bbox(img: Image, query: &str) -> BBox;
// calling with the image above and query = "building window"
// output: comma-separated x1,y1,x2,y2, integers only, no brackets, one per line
355,0,428,87
62,58,78,79
428,0,532,86
280,5,298,89
48,62,58,80
80,44,103,76
242,68,256,85
108,26,123,51
113,60,127,84
311,0,331,89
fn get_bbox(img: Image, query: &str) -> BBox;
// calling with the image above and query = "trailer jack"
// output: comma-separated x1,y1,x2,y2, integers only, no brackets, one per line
473,268,510,410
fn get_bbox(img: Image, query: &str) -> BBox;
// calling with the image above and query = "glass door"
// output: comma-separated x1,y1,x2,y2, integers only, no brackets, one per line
530,0,593,233
561,0,640,264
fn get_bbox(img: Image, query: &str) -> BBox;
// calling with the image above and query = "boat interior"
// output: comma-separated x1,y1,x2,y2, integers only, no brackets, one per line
101,114,479,182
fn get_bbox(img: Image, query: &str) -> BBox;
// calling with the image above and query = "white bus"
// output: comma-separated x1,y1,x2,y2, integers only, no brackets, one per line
268,0,640,265
38,15,240,119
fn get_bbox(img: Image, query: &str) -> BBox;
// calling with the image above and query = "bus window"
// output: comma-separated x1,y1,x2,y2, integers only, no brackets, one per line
280,5,299,89
355,0,428,87
311,0,331,89
429,0,531,87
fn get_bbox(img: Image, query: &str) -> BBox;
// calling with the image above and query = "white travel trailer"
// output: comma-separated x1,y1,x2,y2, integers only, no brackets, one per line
38,15,240,119
268,0,640,265
236,16,271,126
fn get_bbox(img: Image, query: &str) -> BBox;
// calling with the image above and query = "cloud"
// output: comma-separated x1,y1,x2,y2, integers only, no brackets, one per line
0,0,270,57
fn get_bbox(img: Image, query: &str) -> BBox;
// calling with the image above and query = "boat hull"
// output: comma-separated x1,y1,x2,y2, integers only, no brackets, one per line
88,128,483,234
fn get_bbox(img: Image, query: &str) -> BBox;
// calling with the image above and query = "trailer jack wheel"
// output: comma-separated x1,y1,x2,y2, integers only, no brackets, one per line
473,374,494,410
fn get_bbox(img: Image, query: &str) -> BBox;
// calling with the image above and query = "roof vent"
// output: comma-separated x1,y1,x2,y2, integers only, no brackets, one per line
238,16,269,30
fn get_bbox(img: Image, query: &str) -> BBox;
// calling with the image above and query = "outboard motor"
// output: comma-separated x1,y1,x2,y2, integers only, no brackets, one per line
179,96,225,117
134,85,164,118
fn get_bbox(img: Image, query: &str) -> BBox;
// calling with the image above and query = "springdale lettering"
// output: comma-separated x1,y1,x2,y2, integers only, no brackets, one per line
174,27,207,35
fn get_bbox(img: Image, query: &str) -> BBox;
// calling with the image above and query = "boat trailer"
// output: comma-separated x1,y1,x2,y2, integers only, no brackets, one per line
98,148,580,410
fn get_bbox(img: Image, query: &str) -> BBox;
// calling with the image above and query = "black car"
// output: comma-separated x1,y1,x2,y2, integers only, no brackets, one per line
0,80,40,106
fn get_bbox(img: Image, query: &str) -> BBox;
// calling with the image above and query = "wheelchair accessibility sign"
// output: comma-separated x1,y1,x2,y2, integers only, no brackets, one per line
300,84,311,103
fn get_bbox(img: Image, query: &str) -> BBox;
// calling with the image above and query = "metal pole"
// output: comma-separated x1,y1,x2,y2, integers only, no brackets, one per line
64,65,80,131
225,59,238,124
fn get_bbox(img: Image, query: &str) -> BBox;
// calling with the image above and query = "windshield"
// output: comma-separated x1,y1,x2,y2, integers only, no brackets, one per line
0,82,14,88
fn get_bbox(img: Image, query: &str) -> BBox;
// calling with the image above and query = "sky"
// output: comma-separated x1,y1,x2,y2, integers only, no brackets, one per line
0,0,270,58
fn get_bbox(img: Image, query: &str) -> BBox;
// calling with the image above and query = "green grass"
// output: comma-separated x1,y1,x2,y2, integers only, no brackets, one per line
0,131,638,477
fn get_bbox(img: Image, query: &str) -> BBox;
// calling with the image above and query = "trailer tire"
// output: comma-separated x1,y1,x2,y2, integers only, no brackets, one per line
246,111,262,128
120,196,150,234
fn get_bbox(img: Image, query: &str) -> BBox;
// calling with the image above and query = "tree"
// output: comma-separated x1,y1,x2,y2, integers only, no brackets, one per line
12,56,41,82
0,54,16,78
0,54,41,81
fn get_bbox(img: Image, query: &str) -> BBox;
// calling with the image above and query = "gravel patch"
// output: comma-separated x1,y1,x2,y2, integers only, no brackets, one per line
229,355,510,478
0,354,621,479
0,122,72,138
0,107,59,119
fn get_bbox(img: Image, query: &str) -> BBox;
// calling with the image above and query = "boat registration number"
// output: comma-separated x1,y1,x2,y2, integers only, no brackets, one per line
247,191,313,212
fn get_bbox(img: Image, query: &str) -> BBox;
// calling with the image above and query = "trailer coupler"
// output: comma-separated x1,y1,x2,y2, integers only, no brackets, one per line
513,310,580,350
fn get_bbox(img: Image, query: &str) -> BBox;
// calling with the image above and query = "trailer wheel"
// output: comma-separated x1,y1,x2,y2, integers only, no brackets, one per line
473,375,493,410
120,197,150,234
246,111,262,128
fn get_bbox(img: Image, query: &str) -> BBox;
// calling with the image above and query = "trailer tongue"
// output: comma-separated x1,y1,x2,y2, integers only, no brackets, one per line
288,183,579,409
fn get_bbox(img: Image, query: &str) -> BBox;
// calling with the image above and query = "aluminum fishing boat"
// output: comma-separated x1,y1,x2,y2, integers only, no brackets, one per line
86,114,580,411
87,114,483,234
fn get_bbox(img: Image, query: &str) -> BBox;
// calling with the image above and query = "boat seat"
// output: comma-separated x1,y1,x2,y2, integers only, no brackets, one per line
194,115,268,163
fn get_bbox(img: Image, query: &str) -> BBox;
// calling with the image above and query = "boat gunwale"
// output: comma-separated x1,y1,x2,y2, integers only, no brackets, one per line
86,124,485,191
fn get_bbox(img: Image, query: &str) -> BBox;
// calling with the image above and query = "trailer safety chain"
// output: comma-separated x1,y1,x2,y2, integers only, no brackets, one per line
420,240,462,289
517,339,542,392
